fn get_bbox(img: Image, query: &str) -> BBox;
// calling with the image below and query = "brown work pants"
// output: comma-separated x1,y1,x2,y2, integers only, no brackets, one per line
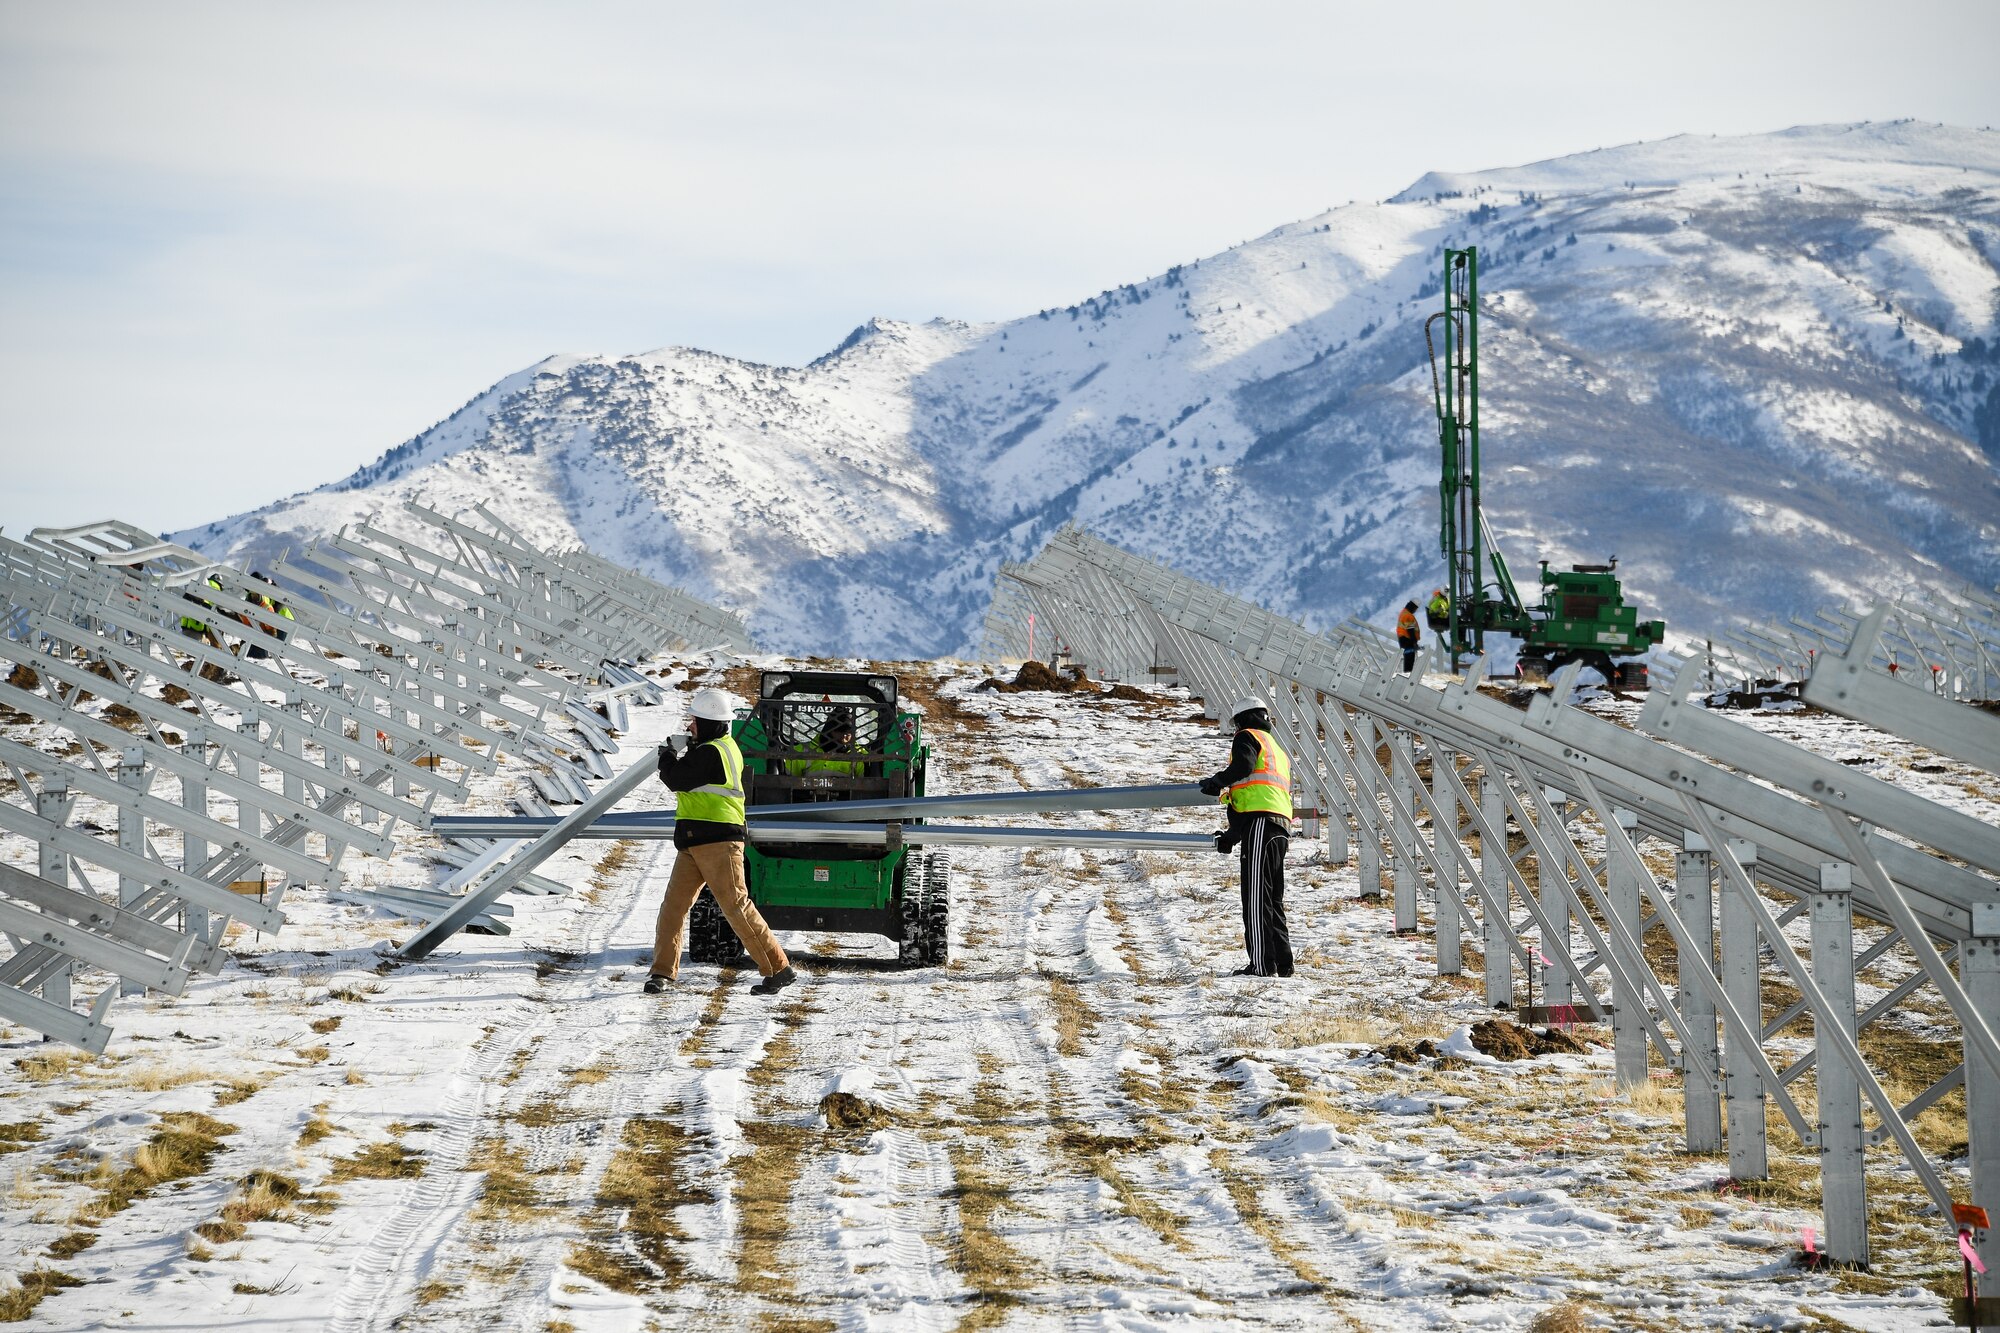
652,840,788,980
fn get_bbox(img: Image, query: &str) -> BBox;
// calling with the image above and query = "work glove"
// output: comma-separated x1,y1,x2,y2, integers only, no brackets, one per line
1197,776,1224,797
665,734,689,758
1213,831,1234,854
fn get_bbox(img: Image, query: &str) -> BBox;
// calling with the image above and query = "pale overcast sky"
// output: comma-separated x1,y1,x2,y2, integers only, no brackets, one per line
3,0,1998,536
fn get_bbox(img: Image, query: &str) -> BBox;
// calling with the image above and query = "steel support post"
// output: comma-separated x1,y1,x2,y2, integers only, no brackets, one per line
1810,862,1869,1266
1721,839,1769,1180
1391,732,1418,932
1677,839,1722,1153
36,776,71,1011
115,746,147,998
1966,925,2000,1276
1609,809,1648,1088
1433,743,1462,975
1481,771,1509,1007
1308,698,1351,867
1351,712,1383,900
181,730,208,952
1540,788,1571,1008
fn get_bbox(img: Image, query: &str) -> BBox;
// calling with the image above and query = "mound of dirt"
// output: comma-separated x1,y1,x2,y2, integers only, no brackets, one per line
1371,1038,1443,1064
820,1091,890,1131
1011,660,1075,693
1468,1019,1592,1061
5,662,37,692
975,677,1018,694
159,683,193,705
1104,684,1150,702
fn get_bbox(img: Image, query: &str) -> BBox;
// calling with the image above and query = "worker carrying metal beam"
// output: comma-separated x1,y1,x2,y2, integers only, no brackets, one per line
1198,696,1295,978
647,687,797,996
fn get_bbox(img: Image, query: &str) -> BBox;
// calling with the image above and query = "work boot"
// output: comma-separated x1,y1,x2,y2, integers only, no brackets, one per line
750,965,797,996
1230,964,1267,977
643,974,671,995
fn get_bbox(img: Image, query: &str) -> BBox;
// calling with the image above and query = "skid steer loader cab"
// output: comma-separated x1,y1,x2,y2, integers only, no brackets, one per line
683,669,951,967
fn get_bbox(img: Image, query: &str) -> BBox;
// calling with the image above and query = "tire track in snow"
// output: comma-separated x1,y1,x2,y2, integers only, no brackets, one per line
325,839,656,1333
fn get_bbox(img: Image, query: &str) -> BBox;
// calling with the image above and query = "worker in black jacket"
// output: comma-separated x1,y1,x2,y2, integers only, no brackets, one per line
648,687,795,996
1197,696,1295,977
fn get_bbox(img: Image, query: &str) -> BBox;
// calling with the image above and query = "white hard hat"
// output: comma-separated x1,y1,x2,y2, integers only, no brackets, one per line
689,687,741,722
1228,696,1269,721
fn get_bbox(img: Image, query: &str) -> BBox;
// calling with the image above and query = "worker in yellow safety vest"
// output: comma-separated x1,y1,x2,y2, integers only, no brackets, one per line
1197,696,1295,977
649,687,795,996
1426,588,1450,631
785,707,865,781
241,572,296,661
178,575,226,651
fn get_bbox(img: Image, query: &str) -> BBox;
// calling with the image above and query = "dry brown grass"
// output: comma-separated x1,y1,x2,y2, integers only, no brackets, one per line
1529,1302,1594,1333
45,1230,97,1258
586,841,636,905
330,1140,425,1182
569,1113,710,1293
725,993,820,1311
1861,1026,1967,1159
0,1121,46,1156
214,1075,264,1107
1045,974,1096,1059
11,1049,96,1081
414,1278,459,1306
0,1267,83,1321
566,1056,616,1087
1589,1074,1683,1118
71,1111,236,1224
196,1169,337,1242
310,1016,343,1035
1265,1009,1387,1050
115,1062,222,1091
944,1141,1036,1329
680,978,734,1065
297,1104,339,1147
465,1136,541,1222
512,1095,569,1129
734,1120,815,1299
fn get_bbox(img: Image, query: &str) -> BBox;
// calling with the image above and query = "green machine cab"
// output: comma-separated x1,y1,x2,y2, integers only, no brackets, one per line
1427,245,1666,687
684,669,951,967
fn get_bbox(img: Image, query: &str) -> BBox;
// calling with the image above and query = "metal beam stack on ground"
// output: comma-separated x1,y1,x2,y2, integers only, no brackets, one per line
0,514,749,1053
986,524,1999,1271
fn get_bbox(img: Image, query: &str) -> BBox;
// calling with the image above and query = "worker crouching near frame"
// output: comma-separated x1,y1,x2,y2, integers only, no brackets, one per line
648,687,797,996
1198,696,1295,977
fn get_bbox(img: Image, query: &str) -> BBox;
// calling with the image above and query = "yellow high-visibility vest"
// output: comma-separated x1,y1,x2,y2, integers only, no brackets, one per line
1224,729,1291,817
676,734,746,824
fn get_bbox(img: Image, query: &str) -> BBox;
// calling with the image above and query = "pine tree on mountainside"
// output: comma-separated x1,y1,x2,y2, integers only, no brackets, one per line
1977,383,2000,459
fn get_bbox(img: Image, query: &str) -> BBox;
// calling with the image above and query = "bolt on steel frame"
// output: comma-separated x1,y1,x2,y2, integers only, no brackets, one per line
986,523,1999,1271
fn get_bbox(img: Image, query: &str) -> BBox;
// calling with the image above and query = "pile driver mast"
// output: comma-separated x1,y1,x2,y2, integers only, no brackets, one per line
1424,246,1665,686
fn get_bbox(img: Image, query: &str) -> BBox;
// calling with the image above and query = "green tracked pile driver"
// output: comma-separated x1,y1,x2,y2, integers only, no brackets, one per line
685,670,950,967
1425,245,1665,687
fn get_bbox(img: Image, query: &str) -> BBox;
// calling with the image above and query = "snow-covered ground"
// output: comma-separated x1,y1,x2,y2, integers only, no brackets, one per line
0,659,1979,1330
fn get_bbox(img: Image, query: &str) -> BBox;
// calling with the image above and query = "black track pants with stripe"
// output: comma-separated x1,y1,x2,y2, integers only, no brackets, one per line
1238,814,1293,976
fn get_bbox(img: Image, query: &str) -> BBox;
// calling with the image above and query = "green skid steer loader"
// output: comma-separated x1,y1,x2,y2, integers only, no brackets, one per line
685,670,951,967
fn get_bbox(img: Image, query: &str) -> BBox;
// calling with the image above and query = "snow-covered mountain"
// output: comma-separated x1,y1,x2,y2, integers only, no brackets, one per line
175,121,2000,658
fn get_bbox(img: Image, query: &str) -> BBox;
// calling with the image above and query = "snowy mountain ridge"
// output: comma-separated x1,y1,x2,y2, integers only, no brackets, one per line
175,120,2000,658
